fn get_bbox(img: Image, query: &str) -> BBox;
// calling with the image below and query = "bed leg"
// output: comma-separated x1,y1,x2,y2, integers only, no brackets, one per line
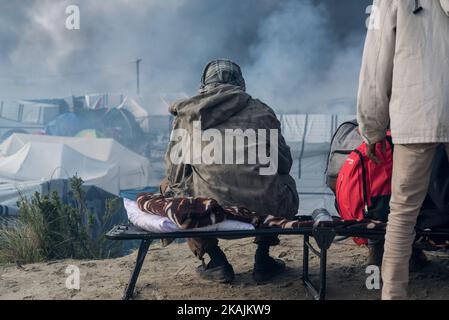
123,239,152,300
302,229,336,301
313,228,336,300
302,234,322,300
302,234,310,285
318,247,328,300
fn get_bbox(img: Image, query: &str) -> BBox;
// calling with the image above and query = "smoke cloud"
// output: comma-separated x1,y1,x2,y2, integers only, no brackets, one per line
0,0,371,114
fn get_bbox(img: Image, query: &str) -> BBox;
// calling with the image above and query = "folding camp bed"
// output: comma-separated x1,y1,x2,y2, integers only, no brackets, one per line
106,223,449,301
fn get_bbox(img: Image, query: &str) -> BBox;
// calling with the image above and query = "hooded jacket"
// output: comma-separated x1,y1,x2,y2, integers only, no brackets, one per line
164,84,299,218
357,0,449,144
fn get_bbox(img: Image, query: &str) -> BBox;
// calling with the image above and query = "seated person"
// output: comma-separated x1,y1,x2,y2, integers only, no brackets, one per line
162,59,299,284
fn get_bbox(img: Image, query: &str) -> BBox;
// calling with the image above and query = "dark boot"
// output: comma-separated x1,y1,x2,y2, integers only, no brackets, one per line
253,244,286,284
409,248,429,272
196,245,235,284
367,241,384,267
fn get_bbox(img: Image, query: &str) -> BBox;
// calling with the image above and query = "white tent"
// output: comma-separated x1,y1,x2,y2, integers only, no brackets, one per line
71,93,151,133
0,100,59,125
76,93,124,110
0,134,155,206
118,97,151,133
0,141,119,194
279,114,356,215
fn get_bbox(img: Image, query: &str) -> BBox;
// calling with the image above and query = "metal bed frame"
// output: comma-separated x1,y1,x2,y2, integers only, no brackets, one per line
106,224,449,300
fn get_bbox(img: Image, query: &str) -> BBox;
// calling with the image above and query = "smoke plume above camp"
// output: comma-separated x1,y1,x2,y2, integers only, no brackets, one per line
0,0,371,114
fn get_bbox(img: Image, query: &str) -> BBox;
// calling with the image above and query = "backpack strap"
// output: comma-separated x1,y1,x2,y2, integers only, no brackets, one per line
354,149,370,215
386,135,394,152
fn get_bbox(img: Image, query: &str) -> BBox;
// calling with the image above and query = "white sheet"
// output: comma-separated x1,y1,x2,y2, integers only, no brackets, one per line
124,198,255,233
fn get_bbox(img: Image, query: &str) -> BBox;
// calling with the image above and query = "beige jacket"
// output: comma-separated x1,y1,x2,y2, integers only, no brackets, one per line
357,0,449,145
165,84,299,218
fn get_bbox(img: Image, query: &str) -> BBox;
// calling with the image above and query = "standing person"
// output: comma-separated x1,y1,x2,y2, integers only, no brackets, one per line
357,0,449,299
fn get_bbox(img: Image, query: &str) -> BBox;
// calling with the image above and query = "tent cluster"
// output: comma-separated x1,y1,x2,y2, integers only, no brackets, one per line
0,133,155,206
0,91,356,218
0,94,152,147
0,94,163,219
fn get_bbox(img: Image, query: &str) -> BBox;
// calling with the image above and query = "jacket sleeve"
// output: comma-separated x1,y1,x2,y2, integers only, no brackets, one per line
278,134,293,175
357,0,398,144
164,117,194,197
256,100,293,175
274,117,293,175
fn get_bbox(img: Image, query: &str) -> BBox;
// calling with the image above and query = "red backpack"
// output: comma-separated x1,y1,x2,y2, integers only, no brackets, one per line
335,136,393,245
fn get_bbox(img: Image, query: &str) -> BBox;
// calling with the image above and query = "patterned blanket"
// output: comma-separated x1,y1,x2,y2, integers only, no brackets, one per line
136,193,382,230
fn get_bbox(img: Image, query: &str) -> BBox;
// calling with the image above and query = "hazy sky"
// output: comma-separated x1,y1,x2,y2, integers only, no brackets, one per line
0,0,372,114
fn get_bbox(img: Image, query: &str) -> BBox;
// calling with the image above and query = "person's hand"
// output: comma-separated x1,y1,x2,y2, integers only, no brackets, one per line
366,140,387,164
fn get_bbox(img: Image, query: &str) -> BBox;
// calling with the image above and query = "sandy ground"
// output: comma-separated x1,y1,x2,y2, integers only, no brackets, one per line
1,236,449,300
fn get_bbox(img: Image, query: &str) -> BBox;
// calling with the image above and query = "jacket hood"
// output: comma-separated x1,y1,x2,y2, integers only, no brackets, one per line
169,84,251,129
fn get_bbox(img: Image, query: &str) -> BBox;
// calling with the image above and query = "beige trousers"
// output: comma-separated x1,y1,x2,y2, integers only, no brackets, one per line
382,143,449,300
